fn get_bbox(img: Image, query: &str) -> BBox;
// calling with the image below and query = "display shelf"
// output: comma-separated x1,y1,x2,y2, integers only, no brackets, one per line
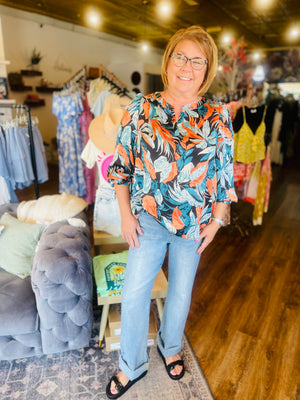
10,84,33,92
0,99,16,105
35,86,62,93
24,99,45,107
21,69,42,77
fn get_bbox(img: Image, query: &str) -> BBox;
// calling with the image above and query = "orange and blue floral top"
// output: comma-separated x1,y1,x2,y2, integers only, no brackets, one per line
107,92,237,240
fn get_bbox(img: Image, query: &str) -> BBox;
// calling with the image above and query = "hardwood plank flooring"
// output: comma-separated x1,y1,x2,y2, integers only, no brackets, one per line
186,159,300,400
15,159,300,400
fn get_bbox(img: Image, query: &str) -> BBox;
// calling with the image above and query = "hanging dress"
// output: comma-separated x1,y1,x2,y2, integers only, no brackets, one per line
79,95,96,204
53,91,86,197
234,106,267,164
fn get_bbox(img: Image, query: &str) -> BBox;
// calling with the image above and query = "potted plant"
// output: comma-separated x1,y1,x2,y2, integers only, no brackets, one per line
29,49,43,69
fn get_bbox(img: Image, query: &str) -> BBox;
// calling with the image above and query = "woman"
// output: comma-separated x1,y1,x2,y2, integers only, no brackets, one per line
106,25,237,399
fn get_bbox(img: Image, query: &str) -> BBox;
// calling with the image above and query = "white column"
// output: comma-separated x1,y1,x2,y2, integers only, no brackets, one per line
0,16,15,120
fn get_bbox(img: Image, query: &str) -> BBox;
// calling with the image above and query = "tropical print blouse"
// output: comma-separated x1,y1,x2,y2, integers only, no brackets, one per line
107,92,237,240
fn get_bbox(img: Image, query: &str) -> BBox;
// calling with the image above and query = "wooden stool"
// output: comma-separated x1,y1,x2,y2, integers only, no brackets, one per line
94,230,126,246
93,230,127,257
93,230,168,347
97,269,168,346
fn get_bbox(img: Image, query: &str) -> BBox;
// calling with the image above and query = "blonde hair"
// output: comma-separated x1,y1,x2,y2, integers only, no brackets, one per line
161,25,218,96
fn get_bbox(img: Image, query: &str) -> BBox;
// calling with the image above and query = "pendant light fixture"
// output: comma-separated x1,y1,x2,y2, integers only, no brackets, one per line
140,0,150,53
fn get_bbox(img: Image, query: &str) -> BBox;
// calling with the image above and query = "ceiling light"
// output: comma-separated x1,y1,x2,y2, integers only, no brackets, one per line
141,41,150,52
220,33,233,45
286,24,300,41
253,0,274,10
156,1,174,20
253,51,262,61
291,29,299,38
90,14,99,25
84,6,102,29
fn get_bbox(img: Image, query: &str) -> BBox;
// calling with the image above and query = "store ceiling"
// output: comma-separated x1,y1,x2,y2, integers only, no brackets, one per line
1,0,300,51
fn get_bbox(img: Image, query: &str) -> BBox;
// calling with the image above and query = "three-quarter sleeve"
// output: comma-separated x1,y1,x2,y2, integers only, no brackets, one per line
215,104,238,204
107,94,143,185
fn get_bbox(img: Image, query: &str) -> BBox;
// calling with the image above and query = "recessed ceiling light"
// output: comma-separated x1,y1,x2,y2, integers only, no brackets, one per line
253,51,261,61
221,33,232,45
290,28,299,38
141,41,150,52
286,24,300,41
84,6,102,29
156,1,174,20
253,0,274,10
291,29,298,37
90,14,99,25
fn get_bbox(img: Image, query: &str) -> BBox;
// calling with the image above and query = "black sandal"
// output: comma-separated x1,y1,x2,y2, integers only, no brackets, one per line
157,346,185,380
106,370,147,399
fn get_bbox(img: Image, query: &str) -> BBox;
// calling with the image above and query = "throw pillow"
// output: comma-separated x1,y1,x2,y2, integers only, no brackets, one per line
93,251,128,297
0,213,43,279
17,193,87,223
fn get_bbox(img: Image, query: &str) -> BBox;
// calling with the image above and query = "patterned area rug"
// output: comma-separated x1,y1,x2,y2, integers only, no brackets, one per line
0,312,214,400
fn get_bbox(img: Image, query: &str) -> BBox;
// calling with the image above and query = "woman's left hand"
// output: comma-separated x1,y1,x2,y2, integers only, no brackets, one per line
196,220,221,254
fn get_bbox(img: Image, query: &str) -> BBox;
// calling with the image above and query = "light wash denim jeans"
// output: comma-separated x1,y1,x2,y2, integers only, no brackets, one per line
119,212,201,380
93,185,121,236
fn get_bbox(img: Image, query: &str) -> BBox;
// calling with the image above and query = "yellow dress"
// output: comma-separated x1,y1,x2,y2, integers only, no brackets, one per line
234,106,266,164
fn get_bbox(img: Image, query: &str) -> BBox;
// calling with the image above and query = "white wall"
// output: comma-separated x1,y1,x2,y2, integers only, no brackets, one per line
0,6,163,144
107,62,162,94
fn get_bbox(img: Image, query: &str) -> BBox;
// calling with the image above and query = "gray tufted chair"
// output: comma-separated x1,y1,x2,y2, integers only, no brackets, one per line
0,203,93,360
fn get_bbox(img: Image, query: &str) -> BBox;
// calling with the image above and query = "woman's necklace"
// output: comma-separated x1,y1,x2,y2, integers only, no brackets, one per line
163,92,200,121
163,91,200,107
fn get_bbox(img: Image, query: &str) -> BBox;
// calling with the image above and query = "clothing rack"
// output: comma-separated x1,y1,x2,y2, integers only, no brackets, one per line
214,82,264,104
98,64,132,98
99,64,126,89
0,104,39,199
64,66,87,88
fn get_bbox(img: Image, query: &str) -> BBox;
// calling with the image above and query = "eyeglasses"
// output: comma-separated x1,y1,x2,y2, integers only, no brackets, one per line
170,53,208,70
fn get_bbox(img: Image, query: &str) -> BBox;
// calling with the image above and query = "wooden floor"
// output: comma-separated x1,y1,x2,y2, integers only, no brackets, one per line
16,159,300,400
186,159,300,400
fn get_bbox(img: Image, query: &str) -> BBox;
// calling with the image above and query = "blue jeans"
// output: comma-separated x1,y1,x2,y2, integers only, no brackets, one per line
119,212,201,380
93,186,121,236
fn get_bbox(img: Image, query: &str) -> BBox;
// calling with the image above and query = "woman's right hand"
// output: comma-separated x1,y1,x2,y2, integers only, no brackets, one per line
121,213,143,249
114,184,143,249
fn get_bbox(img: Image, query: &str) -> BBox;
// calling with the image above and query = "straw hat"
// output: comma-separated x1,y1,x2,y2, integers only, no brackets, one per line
89,95,130,154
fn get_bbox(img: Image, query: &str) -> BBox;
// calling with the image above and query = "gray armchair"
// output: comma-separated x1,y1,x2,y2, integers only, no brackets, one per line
0,203,93,360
